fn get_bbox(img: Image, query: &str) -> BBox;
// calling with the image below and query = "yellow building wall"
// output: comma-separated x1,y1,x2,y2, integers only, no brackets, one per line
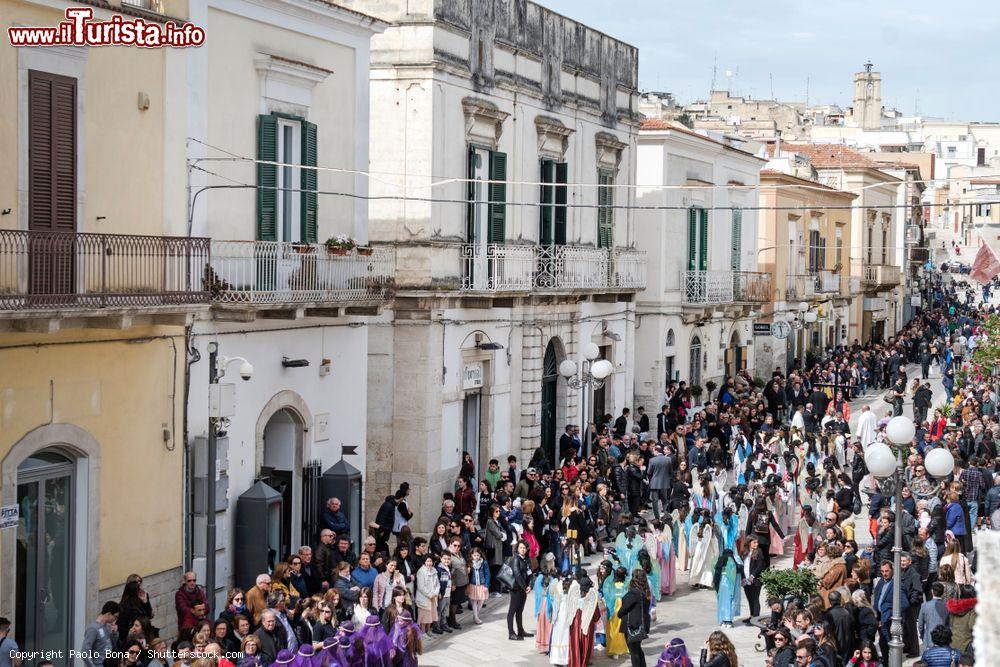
0,326,186,588
0,1,169,237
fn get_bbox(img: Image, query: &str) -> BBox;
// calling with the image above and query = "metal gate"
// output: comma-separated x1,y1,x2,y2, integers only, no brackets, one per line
301,460,322,546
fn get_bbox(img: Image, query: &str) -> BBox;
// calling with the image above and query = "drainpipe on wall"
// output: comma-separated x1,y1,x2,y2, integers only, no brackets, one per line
182,327,201,571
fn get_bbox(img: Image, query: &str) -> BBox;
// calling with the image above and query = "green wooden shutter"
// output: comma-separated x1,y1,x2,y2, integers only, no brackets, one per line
554,161,568,245
466,146,477,241
730,208,742,271
300,120,318,243
687,207,697,271
698,208,708,271
699,208,708,271
597,171,613,249
540,159,553,245
256,114,278,241
488,150,507,244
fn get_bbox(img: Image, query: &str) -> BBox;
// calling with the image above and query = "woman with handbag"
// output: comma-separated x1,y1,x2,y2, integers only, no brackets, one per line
616,569,652,667
504,540,534,641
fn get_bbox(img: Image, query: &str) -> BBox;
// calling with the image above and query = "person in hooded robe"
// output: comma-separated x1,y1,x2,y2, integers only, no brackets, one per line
318,636,339,667
654,519,676,596
677,506,693,573
533,562,557,654
636,549,661,611
388,609,421,667
293,644,316,667
712,548,742,627
602,567,629,659
548,577,579,666
569,575,599,667
715,506,739,553
857,405,878,449
336,622,363,667
359,615,394,667
330,635,356,667
275,650,296,667
792,505,818,569
614,525,644,574
688,510,719,589
662,638,694,667
733,436,753,485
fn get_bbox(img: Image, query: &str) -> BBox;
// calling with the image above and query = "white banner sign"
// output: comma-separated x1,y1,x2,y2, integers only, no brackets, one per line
463,362,484,390
0,504,18,530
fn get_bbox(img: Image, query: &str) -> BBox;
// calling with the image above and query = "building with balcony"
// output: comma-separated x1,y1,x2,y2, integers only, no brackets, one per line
0,0,209,649
183,0,388,606
340,0,645,529
755,170,856,372
778,144,905,344
633,120,766,407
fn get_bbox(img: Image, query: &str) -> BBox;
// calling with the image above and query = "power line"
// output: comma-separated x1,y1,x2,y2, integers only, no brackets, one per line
188,164,997,213
187,137,991,195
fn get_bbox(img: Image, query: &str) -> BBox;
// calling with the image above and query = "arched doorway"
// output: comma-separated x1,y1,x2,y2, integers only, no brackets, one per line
15,450,75,659
541,340,559,467
727,330,744,378
689,335,702,387
261,408,304,558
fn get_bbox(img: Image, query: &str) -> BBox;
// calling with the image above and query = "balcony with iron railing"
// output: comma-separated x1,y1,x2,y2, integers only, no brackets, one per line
207,241,395,309
681,270,770,305
0,229,210,324
459,244,646,293
786,269,842,300
861,264,901,289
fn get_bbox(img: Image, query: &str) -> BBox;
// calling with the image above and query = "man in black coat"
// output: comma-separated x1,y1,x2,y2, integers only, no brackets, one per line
899,553,924,657
646,446,674,521
823,590,855,665
370,495,397,553
614,408,630,438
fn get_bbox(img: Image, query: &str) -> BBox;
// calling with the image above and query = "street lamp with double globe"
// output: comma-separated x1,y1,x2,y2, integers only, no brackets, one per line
865,416,953,667
559,342,614,457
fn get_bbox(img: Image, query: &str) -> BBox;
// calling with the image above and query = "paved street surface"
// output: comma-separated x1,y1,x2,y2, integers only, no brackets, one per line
420,365,946,666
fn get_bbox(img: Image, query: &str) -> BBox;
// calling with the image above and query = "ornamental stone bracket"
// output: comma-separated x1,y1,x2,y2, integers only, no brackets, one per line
535,115,574,160
462,97,509,150
595,131,628,171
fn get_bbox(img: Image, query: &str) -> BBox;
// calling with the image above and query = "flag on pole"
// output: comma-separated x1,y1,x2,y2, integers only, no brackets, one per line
970,238,1000,284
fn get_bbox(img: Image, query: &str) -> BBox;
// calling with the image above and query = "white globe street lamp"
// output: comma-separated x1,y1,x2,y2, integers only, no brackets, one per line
558,359,578,379
591,359,614,380
885,416,916,446
803,311,818,324
925,447,956,478
582,342,600,361
864,442,897,478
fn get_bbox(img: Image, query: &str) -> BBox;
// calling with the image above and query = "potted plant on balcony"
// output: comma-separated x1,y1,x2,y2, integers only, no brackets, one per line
291,243,315,255
324,234,356,256
356,245,374,256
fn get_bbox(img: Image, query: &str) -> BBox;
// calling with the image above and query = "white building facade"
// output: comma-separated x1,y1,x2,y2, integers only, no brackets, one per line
184,0,391,606
343,0,646,530
634,121,767,408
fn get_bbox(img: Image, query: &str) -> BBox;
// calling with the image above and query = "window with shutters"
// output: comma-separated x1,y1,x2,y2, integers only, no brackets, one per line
28,70,76,234
597,169,614,249
257,114,317,243
540,158,568,245
686,207,708,271
467,145,506,244
730,208,742,272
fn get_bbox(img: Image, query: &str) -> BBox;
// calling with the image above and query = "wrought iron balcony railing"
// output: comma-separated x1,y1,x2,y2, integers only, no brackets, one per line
681,270,770,305
786,274,817,301
208,241,395,304
861,264,901,288
816,269,841,293
460,244,646,292
0,229,210,312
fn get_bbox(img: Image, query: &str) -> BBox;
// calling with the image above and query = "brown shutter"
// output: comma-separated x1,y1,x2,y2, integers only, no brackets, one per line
29,70,76,232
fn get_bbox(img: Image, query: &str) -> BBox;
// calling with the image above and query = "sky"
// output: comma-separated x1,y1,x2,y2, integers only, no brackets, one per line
536,0,997,122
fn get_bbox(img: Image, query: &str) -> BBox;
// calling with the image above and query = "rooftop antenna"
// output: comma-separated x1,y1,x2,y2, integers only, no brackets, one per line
914,88,920,116
863,60,874,73
710,52,717,93
805,76,810,107
769,72,774,100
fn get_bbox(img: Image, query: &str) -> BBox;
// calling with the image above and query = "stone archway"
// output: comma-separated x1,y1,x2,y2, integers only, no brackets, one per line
1,423,101,649
254,391,313,553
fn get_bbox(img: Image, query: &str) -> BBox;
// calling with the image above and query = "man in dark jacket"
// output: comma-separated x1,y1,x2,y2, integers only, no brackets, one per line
822,590,854,666
614,408,630,438
371,495,397,553
913,383,933,424
254,609,286,664
899,553,924,657
313,529,336,583
873,561,909,660
321,497,350,536
175,571,209,631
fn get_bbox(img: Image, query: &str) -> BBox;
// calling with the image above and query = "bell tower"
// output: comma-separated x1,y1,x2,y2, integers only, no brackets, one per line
852,61,882,130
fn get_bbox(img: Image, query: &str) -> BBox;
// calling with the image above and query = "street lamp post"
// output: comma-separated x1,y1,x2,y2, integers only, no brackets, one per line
204,342,253,610
558,342,614,458
865,416,954,667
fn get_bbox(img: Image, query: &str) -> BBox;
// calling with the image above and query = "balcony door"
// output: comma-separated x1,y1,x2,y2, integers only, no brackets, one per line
466,146,506,289
538,160,567,288
28,70,77,305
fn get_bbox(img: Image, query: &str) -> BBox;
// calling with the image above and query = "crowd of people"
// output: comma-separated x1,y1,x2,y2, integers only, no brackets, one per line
79,269,991,667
